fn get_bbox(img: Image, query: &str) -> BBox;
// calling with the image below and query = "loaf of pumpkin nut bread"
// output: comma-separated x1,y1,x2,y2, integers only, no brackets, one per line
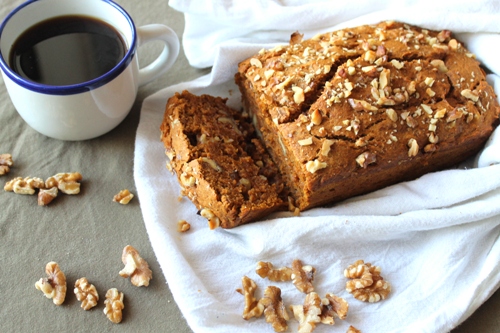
161,21,499,228
235,21,500,211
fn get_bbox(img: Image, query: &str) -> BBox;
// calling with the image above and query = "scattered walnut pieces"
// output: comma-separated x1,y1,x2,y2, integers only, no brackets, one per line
260,286,289,332
290,292,322,333
5,172,82,205
35,261,67,305
236,275,264,320
177,219,191,232
0,153,13,175
256,261,292,282
119,245,152,287
344,259,391,303
291,259,316,294
74,277,99,310
240,259,356,332
4,176,45,195
113,189,134,204
38,187,58,206
103,288,125,324
45,172,82,195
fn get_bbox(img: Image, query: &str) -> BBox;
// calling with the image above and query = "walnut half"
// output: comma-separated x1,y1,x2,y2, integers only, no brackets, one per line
320,293,349,325
344,259,391,303
291,259,316,294
35,261,67,305
290,292,322,333
236,275,264,320
260,286,289,333
119,245,152,287
74,277,99,310
103,288,125,324
256,261,292,282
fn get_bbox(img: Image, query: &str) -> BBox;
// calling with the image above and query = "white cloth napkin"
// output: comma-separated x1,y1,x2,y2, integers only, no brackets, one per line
134,1,500,332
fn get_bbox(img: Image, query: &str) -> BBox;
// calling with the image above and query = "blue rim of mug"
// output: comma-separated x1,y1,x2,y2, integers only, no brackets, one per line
0,0,137,95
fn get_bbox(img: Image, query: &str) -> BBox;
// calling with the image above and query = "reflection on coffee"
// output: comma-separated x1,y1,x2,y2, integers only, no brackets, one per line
9,15,126,86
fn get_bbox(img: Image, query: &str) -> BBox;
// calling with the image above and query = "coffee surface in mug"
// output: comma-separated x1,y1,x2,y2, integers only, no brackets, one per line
9,15,126,86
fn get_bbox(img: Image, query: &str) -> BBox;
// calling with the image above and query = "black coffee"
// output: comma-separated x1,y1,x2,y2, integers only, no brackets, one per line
9,15,126,86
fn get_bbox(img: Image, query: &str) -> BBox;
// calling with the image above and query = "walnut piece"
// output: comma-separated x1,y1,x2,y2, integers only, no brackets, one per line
113,189,134,204
35,261,67,305
74,277,99,310
344,259,391,303
260,286,289,332
347,325,361,333
344,260,374,292
4,176,45,195
103,288,124,324
291,259,316,294
320,293,349,325
0,153,13,175
199,208,221,230
236,275,264,320
290,292,322,333
38,187,58,206
256,261,292,282
177,220,191,232
356,152,377,169
45,172,82,195
119,245,152,287
305,159,327,174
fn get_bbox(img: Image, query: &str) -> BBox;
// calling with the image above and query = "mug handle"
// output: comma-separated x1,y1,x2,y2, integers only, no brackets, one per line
136,24,180,86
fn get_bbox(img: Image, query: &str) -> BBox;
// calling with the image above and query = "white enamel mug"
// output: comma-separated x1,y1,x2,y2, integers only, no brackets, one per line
0,0,179,140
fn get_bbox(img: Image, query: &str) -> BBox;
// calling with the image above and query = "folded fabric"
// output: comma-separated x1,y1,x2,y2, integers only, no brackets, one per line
170,0,500,68
135,1,500,332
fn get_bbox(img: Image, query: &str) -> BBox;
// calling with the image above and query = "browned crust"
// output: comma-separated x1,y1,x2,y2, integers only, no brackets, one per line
236,21,500,210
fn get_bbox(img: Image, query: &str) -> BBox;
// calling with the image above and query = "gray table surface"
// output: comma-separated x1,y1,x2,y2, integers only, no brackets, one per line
0,0,498,332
